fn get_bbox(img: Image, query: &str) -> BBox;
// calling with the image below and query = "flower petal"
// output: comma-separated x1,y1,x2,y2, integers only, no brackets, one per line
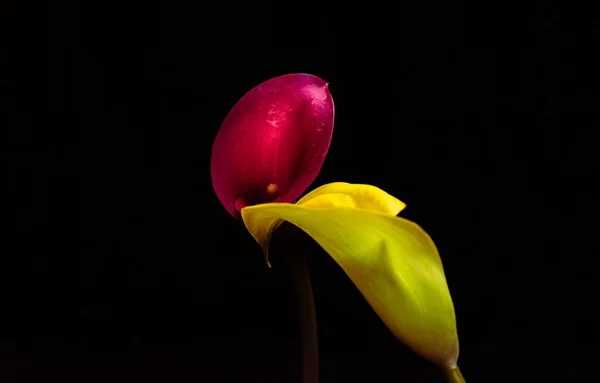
210,73,335,219
241,184,459,368
243,182,406,267
297,182,406,216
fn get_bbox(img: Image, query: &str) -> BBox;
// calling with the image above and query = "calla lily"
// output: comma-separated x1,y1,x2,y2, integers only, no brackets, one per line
242,183,460,370
211,74,466,382
211,73,334,219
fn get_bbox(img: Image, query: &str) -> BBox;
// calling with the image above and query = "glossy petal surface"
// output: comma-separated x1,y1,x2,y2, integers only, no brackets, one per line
241,183,459,368
211,74,334,218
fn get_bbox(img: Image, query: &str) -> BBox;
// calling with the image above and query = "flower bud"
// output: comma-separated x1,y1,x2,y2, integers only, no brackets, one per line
211,74,335,218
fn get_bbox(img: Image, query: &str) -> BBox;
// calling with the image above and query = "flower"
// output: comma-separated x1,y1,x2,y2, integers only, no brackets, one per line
210,73,334,219
242,182,460,370
210,74,465,381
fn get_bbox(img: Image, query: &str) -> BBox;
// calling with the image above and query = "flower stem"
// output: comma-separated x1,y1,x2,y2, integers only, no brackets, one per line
444,365,466,383
288,244,319,383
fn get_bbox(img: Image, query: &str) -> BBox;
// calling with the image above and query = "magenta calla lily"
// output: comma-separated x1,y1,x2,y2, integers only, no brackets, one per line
211,73,334,218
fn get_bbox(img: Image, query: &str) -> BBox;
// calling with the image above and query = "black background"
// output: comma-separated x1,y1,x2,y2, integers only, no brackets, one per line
2,2,598,382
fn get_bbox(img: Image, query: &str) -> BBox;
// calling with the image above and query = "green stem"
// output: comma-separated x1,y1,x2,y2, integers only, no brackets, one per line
444,365,466,383
289,249,319,383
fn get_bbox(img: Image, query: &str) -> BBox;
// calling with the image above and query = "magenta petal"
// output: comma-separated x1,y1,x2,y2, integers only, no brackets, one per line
211,73,335,218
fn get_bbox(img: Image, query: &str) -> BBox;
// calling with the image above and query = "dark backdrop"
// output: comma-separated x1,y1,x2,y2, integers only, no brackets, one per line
2,2,597,382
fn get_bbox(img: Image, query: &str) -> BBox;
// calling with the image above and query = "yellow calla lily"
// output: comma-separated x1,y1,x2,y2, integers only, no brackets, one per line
241,182,464,379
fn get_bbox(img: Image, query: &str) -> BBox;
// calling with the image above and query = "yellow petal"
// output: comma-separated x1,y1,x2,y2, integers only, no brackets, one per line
297,182,406,215
241,183,459,368
247,182,406,267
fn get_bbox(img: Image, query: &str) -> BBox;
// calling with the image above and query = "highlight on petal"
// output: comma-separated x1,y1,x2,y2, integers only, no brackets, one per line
210,73,335,219
241,183,459,369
